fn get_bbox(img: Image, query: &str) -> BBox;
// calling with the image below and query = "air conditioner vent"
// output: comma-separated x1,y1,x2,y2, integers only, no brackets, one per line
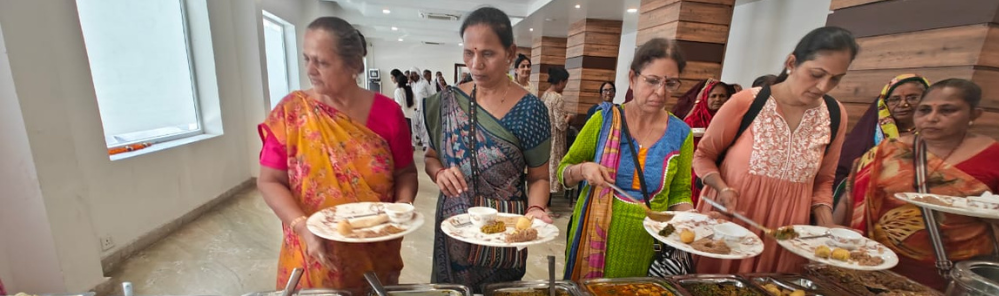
419,11,461,21
423,41,444,45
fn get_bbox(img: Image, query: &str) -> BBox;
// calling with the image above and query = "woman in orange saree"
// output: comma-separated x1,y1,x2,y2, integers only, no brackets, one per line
257,17,418,294
845,79,999,290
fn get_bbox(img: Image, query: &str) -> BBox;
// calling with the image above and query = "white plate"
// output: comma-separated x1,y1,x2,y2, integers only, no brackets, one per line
777,225,898,271
306,202,425,243
441,213,559,248
643,211,764,259
893,192,999,219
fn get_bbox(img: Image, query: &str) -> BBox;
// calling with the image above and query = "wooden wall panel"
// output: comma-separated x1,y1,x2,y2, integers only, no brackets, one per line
679,1,734,25
567,68,617,82
849,25,993,71
971,110,999,139
676,22,732,44
829,66,975,104
516,47,530,58
971,67,999,110
636,21,679,46
642,0,735,12
638,2,680,30
570,19,624,35
830,0,887,10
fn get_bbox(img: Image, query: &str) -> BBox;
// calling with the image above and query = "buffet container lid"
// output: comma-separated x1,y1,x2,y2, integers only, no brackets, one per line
580,277,684,296
670,274,768,296
805,263,942,296
372,284,472,296
241,289,351,296
950,260,999,295
483,280,586,296
744,274,850,296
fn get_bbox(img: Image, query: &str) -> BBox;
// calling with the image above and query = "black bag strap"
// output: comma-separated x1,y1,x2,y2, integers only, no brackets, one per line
468,85,480,196
618,106,652,208
714,85,840,166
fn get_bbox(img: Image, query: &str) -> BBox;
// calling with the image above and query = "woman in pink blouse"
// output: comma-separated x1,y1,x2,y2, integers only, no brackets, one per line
694,27,857,274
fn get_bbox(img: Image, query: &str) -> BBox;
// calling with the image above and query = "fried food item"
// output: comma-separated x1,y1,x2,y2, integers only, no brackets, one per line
690,238,732,254
480,221,507,234
516,216,533,231
337,220,352,235
814,245,831,259
505,227,538,243
831,248,850,261
348,213,389,228
658,223,676,237
347,225,406,238
680,229,695,244
789,290,804,296
762,284,781,295
850,250,885,266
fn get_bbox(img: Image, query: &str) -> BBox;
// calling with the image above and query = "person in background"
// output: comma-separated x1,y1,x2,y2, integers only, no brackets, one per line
512,53,536,95
561,38,694,281
680,79,734,203
410,67,432,147
843,79,999,291
394,75,418,147
752,74,778,88
731,83,743,93
423,7,553,293
0,277,5,295
434,71,449,92
423,69,438,96
694,26,856,274
586,81,616,120
460,72,473,84
257,17,417,294
542,67,572,197
832,74,930,222
391,69,403,82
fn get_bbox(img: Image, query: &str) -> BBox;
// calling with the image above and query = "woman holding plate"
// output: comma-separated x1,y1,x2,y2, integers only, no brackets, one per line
843,79,999,290
422,7,553,293
256,17,418,294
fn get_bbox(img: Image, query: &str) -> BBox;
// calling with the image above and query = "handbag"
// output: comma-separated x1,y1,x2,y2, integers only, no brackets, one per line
617,106,695,277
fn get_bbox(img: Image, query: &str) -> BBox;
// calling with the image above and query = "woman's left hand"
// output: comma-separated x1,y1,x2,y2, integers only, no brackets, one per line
526,207,554,224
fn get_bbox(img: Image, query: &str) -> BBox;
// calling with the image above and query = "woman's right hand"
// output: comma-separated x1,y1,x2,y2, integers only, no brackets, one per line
579,162,614,188
717,187,739,211
435,166,468,197
296,224,335,271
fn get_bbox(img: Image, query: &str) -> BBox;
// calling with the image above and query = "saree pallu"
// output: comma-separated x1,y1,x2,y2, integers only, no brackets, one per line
261,91,403,295
846,138,998,290
424,87,551,293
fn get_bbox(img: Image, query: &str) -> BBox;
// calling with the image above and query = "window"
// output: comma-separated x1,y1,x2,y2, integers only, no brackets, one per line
262,11,298,110
76,0,202,148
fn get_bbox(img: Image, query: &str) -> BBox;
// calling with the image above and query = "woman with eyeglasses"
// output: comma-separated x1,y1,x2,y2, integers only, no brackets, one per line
586,81,616,120
694,27,856,274
831,74,930,224
560,38,694,281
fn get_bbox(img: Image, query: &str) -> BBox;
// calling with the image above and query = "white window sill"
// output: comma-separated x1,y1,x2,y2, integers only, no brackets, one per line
110,133,220,161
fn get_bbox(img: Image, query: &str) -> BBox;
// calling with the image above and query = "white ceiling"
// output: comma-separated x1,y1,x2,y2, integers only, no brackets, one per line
325,0,644,48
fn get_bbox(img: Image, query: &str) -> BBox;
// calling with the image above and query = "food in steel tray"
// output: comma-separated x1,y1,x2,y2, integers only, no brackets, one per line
480,221,506,234
761,284,804,296
681,283,765,296
492,288,572,296
588,282,675,296
813,245,885,266
504,227,538,243
658,223,676,237
689,238,731,254
811,265,937,295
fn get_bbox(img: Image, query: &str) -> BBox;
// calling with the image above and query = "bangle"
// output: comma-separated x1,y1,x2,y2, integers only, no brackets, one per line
720,187,737,194
289,215,308,231
527,205,546,213
434,167,447,182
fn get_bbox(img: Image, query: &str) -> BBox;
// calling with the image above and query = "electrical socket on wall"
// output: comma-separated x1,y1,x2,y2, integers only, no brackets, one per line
100,235,115,251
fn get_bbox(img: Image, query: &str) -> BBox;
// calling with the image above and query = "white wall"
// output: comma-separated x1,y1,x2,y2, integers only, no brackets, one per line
720,0,832,87
371,40,464,97
0,0,279,292
613,31,638,103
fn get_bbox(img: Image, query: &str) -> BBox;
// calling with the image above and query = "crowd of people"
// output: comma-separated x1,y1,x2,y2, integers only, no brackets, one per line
255,5,998,295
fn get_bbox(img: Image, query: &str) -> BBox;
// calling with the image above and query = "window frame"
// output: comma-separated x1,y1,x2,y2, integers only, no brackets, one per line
261,10,299,110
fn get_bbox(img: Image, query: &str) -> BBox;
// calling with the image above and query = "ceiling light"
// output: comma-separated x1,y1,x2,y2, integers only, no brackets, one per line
398,38,403,42
391,26,398,31
627,8,638,13
458,43,463,46
529,28,534,32
382,9,391,14
575,4,581,8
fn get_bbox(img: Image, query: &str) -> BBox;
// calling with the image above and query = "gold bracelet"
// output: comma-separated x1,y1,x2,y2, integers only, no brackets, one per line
289,215,308,231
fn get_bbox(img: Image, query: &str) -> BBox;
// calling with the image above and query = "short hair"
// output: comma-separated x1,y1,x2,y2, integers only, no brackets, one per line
631,38,686,74
307,17,367,74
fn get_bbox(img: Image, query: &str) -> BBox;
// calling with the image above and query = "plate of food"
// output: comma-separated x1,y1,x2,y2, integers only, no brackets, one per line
440,207,559,248
893,192,999,219
777,225,898,271
643,211,764,259
306,202,425,243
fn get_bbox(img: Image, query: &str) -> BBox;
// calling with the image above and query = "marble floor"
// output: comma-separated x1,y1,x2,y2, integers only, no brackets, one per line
107,151,575,295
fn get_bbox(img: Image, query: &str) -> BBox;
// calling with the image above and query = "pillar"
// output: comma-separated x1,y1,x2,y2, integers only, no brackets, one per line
530,36,567,94
827,0,999,138
563,19,623,117
516,46,531,59
636,0,735,107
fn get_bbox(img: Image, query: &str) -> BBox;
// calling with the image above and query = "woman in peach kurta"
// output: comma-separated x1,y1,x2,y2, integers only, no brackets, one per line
693,26,856,274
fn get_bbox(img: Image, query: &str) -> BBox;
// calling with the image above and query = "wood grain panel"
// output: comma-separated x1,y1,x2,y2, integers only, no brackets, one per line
637,21,678,46
830,0,887,10
679,1,734,25
829,66,975,104
971,110,999,139
517,47,530,58
842,101,875,133
680,61,723,81
828,0,999,39
971,67,999,110
566,45,584,59
850,25,992,71
567,68,617,82
569,19,623,36
641,0,735,13
980,26,999,69
639,2,680,30
676,21,730,44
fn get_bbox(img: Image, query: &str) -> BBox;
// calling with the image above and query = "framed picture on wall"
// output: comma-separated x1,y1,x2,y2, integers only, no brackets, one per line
454,63,469,83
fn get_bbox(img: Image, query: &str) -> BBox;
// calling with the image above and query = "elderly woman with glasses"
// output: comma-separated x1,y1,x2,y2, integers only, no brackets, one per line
586,81,617,120
560,38,694,281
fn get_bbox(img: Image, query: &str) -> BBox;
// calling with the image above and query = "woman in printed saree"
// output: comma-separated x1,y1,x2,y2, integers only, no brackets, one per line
560,38,694,281
832,74,930,224
542,67,572,196
843,79,999,291
681,79,733,203
693,27,855,274
256,17,418,295
422,7,553,293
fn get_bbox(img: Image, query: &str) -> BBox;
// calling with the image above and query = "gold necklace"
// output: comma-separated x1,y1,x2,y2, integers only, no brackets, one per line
626,105,659,148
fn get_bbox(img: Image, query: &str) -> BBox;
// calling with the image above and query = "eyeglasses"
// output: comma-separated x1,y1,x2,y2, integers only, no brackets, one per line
638,73,682,91
886,94,920,106
601,88,616,93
